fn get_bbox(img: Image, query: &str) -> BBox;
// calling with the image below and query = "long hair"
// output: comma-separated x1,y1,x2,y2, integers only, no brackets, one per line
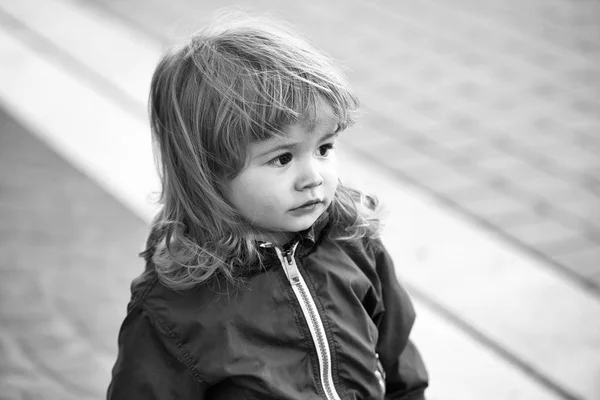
145,13,381,289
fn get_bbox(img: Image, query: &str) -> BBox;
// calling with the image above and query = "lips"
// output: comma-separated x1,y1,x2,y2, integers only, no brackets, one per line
292,199,321,210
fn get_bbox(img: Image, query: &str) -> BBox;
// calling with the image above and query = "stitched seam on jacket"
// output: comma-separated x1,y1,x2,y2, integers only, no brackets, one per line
135,300,209,386
129,269,207,384
134,273,159,303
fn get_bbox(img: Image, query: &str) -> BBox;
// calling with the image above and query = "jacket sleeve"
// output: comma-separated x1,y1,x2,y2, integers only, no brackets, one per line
107,304,208,400
373,242,429,400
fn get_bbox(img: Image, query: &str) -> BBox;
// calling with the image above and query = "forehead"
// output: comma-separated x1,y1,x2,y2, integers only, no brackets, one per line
278,102,340,146
296,100,339,133
245,105,339,159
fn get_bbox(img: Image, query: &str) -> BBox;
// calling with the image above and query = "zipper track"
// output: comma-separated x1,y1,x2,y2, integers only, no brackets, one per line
275,245,342,400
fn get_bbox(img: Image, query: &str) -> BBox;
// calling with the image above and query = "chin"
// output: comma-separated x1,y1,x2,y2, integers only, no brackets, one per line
287,218,319,233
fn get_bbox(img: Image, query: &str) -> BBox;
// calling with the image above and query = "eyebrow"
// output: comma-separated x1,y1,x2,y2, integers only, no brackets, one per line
257,131,339,158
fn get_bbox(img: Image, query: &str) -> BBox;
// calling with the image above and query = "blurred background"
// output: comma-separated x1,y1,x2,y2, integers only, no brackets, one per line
0,0,599,399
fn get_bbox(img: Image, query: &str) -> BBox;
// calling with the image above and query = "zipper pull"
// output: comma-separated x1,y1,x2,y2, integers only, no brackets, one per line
275,244,300,285
284,249,294,264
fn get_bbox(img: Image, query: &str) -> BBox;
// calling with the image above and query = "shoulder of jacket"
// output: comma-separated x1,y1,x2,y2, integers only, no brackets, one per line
129,264,250,331
332,234,383,260
125,269,235,384
122,296,212,386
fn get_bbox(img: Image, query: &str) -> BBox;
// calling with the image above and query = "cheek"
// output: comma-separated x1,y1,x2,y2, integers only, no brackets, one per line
258,193,281,209
225,174,259,213
234,176,281,213
326,155,339,182
323,159,339,197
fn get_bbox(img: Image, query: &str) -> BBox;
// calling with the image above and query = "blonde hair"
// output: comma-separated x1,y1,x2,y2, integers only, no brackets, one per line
145,13,381,289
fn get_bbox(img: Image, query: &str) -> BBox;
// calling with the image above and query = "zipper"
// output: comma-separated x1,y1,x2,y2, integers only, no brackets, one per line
274,244,342,400
375,353,386,396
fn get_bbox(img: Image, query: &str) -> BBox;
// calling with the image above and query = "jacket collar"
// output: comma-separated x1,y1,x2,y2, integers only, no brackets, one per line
248,209,331,274
258,209,330,250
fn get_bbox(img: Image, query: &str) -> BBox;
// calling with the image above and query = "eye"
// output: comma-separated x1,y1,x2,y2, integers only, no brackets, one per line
317,143,335,157
269,152,293,167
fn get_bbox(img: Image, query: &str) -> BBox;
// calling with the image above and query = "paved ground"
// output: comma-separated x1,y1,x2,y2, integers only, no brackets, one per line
0,0,599,399
0,108,146,399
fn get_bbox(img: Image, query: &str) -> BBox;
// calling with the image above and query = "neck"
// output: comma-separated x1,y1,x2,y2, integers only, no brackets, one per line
254,230,294,247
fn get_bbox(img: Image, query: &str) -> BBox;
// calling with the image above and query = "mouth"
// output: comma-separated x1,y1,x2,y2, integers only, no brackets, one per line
291,199,322,211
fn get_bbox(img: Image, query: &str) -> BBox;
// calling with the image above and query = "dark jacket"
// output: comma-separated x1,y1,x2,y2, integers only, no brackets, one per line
107,216,428,399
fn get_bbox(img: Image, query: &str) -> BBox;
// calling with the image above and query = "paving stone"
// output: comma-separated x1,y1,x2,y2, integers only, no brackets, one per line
538,235,600,258
553,246,600,285
491,162,584,202
445,184,531,222
340,123,398,150
448,143,511,168
362,140,436,172
504,220,582,248
536,186,600,233
397,160,478,193
539,143,600,172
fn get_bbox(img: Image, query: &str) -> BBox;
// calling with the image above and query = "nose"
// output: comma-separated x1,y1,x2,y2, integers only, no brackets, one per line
295,159,324,191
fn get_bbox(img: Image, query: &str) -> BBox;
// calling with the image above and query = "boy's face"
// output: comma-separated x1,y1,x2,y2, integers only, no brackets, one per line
224,105,340,245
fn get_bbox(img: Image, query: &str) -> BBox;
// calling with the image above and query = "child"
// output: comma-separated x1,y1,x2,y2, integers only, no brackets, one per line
108,13,428,400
